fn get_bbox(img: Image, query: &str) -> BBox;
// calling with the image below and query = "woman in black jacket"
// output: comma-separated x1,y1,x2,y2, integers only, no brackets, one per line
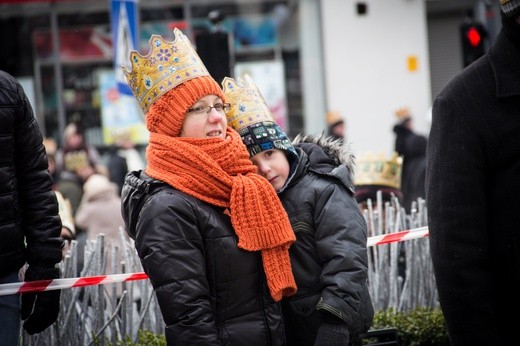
120,29,296,345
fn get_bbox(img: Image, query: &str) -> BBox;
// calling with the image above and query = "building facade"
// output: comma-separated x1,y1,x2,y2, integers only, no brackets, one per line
0,0,500,155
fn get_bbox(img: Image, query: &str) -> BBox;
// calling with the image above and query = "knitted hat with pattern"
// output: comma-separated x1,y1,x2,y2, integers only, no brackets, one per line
146,75,224,137
237,121,298,162
501,0,520,18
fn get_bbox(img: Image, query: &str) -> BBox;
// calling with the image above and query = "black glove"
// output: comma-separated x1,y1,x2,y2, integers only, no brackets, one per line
314,313,350,346
21,265,61,335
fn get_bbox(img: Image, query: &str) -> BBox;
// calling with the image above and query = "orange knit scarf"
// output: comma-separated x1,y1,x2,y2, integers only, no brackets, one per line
146,128,297,301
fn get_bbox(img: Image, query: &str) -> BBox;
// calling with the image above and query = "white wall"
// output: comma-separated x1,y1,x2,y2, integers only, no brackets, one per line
320,0,432,156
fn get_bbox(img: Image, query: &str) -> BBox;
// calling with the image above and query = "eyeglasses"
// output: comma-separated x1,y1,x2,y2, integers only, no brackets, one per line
186,102,231,115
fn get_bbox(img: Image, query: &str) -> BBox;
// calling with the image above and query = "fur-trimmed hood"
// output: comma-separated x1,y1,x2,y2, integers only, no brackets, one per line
287,133,357,193
292,132,356,172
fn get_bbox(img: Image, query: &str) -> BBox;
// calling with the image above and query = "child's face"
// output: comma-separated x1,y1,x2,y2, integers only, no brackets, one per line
251,149,290,192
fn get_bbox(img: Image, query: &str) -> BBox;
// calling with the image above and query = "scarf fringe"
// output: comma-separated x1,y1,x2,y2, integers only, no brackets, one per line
262,247,297,302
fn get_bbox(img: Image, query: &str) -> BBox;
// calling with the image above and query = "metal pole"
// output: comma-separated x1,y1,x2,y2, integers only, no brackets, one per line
33,59,45,137
183,0,193,40
50,1,66,143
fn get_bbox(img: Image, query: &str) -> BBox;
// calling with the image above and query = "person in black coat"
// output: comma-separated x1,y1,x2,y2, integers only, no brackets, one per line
426,2,520,344
326,110,346,142
0,70,63,343
392,106,427,213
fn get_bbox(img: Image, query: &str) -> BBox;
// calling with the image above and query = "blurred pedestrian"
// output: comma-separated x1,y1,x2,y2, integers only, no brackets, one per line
426,2,520,344
224,75,373,346
0,70,63,343
75,174,126,274
114,133,145,173
103,129,145,195
392,106,427,213
43,137,59,184
103,143,128,196
75,174,124,255
326,110,346,141
43,138,75,242
120,28,296,345
55,122,106,215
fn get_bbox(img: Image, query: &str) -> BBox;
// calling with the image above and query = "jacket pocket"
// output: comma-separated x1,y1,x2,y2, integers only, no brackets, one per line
288,293,320,317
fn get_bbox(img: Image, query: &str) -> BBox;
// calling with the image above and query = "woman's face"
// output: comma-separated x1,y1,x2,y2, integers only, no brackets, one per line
180,95,227,139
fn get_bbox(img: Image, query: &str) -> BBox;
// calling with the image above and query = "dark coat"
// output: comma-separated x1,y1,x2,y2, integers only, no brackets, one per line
121,171,286,345
279,134,374,345
393,122,427,213
0,70,62,277
426,18,520,346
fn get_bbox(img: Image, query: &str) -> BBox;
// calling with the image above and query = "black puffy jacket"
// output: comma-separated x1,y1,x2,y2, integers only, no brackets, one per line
121,171,286,345
0,70,62,277
280,134,374,345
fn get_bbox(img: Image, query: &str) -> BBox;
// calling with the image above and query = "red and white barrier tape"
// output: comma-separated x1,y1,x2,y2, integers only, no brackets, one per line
0,226,429,296
367,226,429,247
0,272,148,296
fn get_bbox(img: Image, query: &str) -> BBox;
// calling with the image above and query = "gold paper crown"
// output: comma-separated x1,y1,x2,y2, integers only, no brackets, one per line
354,151,403,189
221,74,274,131
122,28,211,113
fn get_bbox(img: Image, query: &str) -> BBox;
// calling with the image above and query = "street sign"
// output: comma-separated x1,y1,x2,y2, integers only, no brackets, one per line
110,0,139,96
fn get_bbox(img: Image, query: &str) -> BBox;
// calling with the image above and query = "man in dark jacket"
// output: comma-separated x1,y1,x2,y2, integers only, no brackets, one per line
0,70,63,343
426,2,520,344
392,106,427,213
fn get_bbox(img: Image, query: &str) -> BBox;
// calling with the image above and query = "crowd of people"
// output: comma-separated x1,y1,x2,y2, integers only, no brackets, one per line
0,1,518,345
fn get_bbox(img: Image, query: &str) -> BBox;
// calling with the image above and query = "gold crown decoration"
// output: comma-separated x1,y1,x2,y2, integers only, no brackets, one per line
122,27,211,114
354,151,403,189
221,74,274,131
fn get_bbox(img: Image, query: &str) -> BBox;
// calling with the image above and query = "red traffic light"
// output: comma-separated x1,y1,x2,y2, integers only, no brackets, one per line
466,26,481,47
460,22,486,67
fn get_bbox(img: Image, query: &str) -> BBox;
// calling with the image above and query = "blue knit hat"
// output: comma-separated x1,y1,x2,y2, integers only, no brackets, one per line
235,121,298,160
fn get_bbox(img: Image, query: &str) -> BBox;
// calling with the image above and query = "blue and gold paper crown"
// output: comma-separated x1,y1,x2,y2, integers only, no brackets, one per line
354,151,403,189
222,75,297,158
221,74,274,130
122,28,211,114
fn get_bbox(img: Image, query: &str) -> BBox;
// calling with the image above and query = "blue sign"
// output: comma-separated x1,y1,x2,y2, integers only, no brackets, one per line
110,0,139,96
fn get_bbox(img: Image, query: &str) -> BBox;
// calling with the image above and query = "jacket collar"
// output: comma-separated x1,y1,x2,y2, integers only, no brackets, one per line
489,29,520,97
